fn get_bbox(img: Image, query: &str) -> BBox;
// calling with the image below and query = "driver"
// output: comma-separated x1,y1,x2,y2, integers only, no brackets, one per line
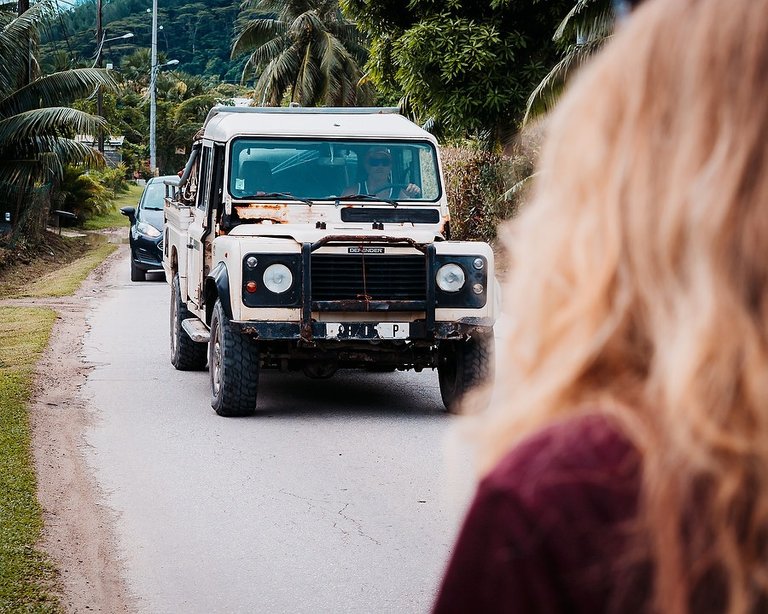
341,147,421,199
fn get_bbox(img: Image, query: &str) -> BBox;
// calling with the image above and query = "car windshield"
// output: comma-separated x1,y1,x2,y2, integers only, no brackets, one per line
140,181,167,210
228,139,441,202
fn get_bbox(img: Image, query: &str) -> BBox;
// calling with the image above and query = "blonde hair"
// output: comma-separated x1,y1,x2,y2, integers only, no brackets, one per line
478,0,768,611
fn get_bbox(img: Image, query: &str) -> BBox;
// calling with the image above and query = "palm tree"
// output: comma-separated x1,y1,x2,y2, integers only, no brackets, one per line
120,48,152,91
231,0,372,107
523,0,614,123
0,3,117,243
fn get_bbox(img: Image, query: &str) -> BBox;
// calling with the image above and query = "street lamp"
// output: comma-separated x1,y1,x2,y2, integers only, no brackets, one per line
148,0,179,175
149,58,179,175
94,31,134,153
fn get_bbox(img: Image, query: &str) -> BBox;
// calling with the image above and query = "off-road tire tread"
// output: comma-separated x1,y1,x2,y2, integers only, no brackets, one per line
210,300,259,417
171,274,208,370
438,334,494,413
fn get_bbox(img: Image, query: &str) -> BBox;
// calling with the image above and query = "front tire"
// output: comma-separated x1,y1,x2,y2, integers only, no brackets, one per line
170,273,208,370
437,333,495,413
209,299,259,417
130,258,146,282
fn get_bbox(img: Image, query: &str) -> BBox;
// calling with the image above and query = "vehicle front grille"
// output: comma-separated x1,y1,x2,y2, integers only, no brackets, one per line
311,254,426,301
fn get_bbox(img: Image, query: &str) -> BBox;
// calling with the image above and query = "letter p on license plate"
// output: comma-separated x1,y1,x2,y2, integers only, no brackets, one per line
325,323,409,339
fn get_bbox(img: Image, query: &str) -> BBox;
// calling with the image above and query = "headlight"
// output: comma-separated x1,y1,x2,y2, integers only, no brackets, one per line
436,263,466,293
136,221,161,237
263,263,293,294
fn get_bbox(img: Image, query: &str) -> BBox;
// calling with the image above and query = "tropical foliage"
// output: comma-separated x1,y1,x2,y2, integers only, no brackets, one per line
232,0,372,106
524,0,615,123
40,0,248,83
50,165,110,222
441,142,540,242
341,0,572,146
0,2,116,243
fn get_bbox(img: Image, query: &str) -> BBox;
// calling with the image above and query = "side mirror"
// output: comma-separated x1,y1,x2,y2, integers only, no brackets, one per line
120,206,136,222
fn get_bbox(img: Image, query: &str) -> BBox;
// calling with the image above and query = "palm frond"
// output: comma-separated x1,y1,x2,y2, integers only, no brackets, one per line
503,172,538,201
249,35,290,73
240,36,289,85
174,95,220,122
295,39,323,105
232,18,286,58
0,107,105,147
0,3,47,92
238,0,368,107
523,37,607,124
0,137,102,187
254,46,301,105
554,0,614,43
318,33,359,105
0,68,118,117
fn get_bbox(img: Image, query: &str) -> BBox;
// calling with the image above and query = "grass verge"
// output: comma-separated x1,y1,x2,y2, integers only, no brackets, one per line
0,201,123,609
9,241,116,299
0,307,60,612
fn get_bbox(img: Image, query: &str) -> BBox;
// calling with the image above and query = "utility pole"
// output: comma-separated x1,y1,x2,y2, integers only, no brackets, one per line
149,0,158,175
96,0,105,153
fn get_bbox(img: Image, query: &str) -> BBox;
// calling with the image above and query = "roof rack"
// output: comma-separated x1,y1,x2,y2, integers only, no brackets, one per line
202,105,401,128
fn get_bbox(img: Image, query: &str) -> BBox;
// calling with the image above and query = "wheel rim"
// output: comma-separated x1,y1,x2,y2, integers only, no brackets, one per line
211,321,222,398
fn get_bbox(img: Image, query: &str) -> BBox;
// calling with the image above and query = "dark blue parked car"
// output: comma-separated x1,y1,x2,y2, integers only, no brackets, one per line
121,176,176,281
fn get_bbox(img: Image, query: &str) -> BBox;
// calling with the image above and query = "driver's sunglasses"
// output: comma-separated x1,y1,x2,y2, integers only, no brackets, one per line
366,157,391,167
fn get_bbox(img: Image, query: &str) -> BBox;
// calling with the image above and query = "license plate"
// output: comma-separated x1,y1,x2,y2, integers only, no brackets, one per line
325,322,409,340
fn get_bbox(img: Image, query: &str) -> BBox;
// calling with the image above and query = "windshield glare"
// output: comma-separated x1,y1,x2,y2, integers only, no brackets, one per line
140,181,166,210
229,139,441,202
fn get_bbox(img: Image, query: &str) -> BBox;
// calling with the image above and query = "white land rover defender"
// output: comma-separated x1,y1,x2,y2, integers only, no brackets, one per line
163,106,498,416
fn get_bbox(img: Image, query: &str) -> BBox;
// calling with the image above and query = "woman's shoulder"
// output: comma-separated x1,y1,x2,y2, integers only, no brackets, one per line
480,413,640,523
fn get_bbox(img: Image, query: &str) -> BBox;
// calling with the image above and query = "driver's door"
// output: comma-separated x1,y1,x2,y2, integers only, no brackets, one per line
186,144,213,309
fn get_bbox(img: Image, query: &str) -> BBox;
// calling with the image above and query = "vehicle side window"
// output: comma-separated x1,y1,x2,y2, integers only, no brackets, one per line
197,146,212,211
211,144,225,220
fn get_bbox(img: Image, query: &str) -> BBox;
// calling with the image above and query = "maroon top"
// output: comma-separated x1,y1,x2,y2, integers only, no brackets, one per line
433,415,645,613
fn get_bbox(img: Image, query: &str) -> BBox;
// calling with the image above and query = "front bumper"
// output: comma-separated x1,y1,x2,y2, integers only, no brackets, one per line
131,233,163,270
232,318,494,342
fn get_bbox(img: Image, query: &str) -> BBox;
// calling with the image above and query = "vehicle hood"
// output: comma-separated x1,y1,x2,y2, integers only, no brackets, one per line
138,207,164,231
224,224,441,245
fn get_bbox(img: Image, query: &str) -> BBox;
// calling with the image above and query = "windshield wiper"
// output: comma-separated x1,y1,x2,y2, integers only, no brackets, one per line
341,194,399,207
144,206,164,211
246,192,314,205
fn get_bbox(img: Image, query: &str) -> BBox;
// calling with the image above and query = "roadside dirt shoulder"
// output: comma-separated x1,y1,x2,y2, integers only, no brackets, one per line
4,245,136,613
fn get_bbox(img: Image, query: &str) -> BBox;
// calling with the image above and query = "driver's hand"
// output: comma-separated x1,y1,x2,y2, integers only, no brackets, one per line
405,183,421,196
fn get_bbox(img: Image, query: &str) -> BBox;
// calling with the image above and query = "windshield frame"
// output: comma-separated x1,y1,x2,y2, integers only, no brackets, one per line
227,137,442,204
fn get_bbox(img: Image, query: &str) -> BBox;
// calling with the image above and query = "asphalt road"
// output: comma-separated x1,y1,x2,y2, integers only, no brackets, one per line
82,251,478,614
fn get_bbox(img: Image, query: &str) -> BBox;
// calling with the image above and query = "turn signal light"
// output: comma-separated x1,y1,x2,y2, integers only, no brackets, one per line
245,281,258,293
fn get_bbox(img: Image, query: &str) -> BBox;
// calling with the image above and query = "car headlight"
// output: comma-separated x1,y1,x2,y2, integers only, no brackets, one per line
436,263,466,293
263,263,293,294
136,221,161,238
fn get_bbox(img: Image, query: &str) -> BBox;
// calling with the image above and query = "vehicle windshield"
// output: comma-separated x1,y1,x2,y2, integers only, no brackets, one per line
140,181,166,210
228,139,441,202
141,176,178,210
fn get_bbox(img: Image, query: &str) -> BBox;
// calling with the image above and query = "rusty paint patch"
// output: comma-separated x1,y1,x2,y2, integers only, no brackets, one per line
234,205,329,226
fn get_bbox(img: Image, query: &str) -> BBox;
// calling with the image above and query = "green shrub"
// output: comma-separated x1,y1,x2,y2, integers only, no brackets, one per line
89,164,130,195
50,164,131,223
441,147,514,242
441,129,542,242
50,166,110,222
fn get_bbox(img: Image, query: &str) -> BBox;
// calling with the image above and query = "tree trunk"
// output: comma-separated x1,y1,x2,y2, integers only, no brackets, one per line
10,186,51,248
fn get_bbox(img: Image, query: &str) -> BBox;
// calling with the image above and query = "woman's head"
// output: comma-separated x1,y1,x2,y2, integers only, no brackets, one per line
481,0,768,610
488,0,768,459
363,147,392,183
